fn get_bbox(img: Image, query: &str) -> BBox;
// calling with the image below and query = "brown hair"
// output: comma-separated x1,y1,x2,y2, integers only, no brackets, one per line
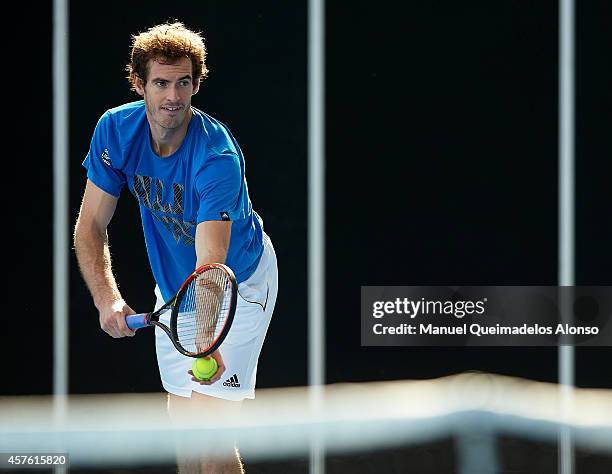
126,21,208,90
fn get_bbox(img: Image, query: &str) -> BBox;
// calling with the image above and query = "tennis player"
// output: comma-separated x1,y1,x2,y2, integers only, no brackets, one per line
73,21,278,473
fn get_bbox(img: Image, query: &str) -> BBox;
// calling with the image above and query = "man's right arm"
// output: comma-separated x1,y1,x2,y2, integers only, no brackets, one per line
73,179,135,338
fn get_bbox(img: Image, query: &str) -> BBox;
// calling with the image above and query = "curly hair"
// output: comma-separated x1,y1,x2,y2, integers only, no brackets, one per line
126,21,208,90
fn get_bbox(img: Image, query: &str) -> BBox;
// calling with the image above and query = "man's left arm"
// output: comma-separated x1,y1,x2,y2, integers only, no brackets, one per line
189,220,232,385
195,220,232,268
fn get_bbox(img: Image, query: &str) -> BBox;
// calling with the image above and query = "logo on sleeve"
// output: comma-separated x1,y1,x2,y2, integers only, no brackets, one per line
101,148,111,166
220,211,230,221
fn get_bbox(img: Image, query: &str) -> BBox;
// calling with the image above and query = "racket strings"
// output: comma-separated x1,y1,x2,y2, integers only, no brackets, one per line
175,267,232,353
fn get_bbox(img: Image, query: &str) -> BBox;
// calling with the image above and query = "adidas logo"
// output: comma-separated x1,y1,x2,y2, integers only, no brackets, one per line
101,148,111,166
220,211,230,221
223,374,241,388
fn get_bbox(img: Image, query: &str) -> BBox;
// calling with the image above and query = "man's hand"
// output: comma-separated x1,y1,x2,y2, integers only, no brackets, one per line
99,299,137,338
188,350,226,385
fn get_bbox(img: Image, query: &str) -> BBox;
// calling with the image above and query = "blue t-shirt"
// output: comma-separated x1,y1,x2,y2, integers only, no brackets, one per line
82,100,264,302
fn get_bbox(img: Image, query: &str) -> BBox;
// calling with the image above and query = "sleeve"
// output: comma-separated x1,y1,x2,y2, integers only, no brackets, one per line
81,111,126,197
195,152,243,224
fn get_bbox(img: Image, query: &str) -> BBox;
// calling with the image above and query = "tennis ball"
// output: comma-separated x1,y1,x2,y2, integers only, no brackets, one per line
192,357,218,381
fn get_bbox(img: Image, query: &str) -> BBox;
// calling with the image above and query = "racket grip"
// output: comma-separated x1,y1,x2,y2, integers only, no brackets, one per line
126,314,149,330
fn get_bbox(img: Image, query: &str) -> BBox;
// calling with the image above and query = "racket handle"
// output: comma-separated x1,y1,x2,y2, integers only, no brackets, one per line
126,314,150,330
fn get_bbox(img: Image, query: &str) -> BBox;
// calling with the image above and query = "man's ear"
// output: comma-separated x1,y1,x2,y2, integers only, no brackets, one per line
133,74,145,96
192,79,200,96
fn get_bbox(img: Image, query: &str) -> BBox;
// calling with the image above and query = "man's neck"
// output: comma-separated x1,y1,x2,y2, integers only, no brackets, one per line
149,108,192,157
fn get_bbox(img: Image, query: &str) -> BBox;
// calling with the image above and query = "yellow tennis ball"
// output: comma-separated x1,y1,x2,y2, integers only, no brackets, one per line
192,357,218,381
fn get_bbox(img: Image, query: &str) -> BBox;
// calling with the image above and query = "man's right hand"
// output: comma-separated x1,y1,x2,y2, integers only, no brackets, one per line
99,300,137,338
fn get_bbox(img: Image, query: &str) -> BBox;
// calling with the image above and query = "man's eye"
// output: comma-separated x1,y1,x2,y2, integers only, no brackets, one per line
179,80,190,87
155,81,167,87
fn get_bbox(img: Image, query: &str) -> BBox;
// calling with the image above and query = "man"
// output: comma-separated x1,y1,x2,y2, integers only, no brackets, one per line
73,22,278,474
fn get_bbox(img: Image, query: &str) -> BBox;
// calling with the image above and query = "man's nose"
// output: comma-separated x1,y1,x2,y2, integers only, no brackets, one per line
166,84,180,102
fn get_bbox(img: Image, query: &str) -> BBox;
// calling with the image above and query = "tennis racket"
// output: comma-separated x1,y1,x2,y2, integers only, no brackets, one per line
126,263,238,358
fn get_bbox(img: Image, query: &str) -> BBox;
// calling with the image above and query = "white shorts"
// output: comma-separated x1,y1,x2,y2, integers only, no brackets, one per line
154,233,278,401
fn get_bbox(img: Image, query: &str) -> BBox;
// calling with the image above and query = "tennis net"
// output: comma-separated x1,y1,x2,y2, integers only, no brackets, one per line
1,372,612,472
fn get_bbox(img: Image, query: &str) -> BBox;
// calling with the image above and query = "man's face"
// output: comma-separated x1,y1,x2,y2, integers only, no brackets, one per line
135,57,199,130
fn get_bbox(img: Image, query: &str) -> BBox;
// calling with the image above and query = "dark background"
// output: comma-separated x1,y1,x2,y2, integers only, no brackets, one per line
7,0,612,472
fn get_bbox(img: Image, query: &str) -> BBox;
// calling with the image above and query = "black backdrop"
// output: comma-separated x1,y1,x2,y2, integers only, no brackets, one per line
8,0,612,401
